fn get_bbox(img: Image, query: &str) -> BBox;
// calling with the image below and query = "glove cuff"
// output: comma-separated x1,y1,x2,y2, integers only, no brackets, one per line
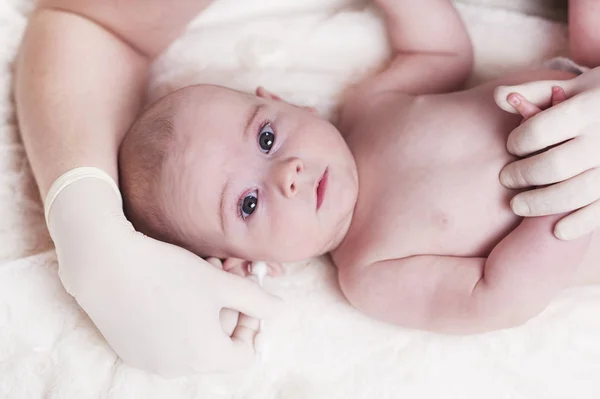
44,167,122,226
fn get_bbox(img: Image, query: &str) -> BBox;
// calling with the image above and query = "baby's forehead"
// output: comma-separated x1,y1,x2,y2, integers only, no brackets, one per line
170,85,257,139
174,85,255,114
167,85,252,172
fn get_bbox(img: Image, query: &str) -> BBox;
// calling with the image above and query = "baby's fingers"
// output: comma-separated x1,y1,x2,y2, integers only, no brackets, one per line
551,86,567,106
495,78,578,113
507,92,542,120
205,257,224,270
506,86,566,125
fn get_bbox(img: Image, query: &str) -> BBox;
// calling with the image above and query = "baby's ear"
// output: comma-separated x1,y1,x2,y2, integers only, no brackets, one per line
302,106,318,115
256,86,282,101
256,86,318,115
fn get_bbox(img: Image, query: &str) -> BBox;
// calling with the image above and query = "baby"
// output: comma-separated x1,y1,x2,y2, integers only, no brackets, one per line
119,0,600,334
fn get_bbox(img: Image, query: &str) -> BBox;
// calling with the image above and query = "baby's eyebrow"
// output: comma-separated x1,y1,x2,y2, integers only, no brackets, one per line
218,179,230,235
243,104,264,140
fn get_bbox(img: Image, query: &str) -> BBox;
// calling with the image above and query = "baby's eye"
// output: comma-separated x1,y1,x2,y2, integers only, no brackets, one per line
258,124,275,153
239,190,258,219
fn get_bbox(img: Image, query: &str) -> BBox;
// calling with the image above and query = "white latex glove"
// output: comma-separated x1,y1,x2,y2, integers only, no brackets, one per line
204,257,262,349
45,168,282,377
494,66,600,240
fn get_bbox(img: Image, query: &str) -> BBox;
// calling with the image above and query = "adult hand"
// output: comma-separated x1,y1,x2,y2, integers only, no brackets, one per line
494,67,600,240
46,168,282,377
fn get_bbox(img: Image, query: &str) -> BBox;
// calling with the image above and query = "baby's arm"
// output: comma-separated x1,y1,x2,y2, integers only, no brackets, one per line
569,0,600,68
340,215,590,334
364,0,472,96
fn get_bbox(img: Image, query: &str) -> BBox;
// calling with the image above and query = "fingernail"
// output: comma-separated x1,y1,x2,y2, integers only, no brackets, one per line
554,226,570,240
555,225,575,241
511,199,529,216
499,171,512,188
508,93,520,106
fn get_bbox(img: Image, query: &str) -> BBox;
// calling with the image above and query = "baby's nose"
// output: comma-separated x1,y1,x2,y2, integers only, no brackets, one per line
275,157,304,198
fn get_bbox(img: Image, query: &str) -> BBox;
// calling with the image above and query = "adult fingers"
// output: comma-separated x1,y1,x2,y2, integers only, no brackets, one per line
219,308,239,336
193,329,256,372
555,199,600,240
505,98,587,156
213,314,261,370
232,314,260,343
510,168,600,216
218,272,283,320
494,79,578,114
500,136,597,188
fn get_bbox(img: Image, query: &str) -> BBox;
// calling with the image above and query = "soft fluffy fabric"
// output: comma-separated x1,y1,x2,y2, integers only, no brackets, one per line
1,1,599,398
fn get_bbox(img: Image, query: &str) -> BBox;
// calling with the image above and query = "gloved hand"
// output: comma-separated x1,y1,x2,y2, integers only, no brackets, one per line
494,67,600,240
45,167,282,377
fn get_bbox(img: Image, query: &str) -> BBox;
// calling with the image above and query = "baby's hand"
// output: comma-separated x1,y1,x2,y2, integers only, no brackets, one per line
212,257,283,278
506,86,567,122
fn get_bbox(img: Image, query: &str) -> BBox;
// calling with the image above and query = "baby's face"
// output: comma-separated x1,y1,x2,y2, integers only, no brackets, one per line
167,85,358,262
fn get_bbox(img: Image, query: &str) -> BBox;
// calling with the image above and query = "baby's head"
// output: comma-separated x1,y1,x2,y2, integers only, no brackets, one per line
119,85,358,263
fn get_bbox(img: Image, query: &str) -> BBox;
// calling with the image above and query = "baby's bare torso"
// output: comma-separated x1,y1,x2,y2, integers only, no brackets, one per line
333,69,600,284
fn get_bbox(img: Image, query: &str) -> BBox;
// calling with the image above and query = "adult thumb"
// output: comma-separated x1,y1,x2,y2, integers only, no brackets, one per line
219,273,284,320
494,78,580,114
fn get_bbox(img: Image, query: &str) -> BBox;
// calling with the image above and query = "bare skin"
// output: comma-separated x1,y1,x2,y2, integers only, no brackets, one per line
15,0,600,372
122,0,600,335
333,69,600,333
569,0,600,68
16,0,215,197
15,0,288,373
329,0,600,333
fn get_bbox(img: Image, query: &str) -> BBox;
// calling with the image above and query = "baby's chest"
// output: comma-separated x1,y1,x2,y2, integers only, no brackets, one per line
338,94,522,267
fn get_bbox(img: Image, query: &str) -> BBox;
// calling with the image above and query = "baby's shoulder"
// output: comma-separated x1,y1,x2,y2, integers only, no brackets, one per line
337,86,417,133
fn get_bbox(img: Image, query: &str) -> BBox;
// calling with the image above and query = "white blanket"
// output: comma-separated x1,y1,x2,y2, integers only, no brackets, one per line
2,1,599,398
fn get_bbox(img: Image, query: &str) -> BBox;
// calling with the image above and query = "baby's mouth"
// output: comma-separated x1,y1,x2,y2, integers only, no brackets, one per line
316,167,329,211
